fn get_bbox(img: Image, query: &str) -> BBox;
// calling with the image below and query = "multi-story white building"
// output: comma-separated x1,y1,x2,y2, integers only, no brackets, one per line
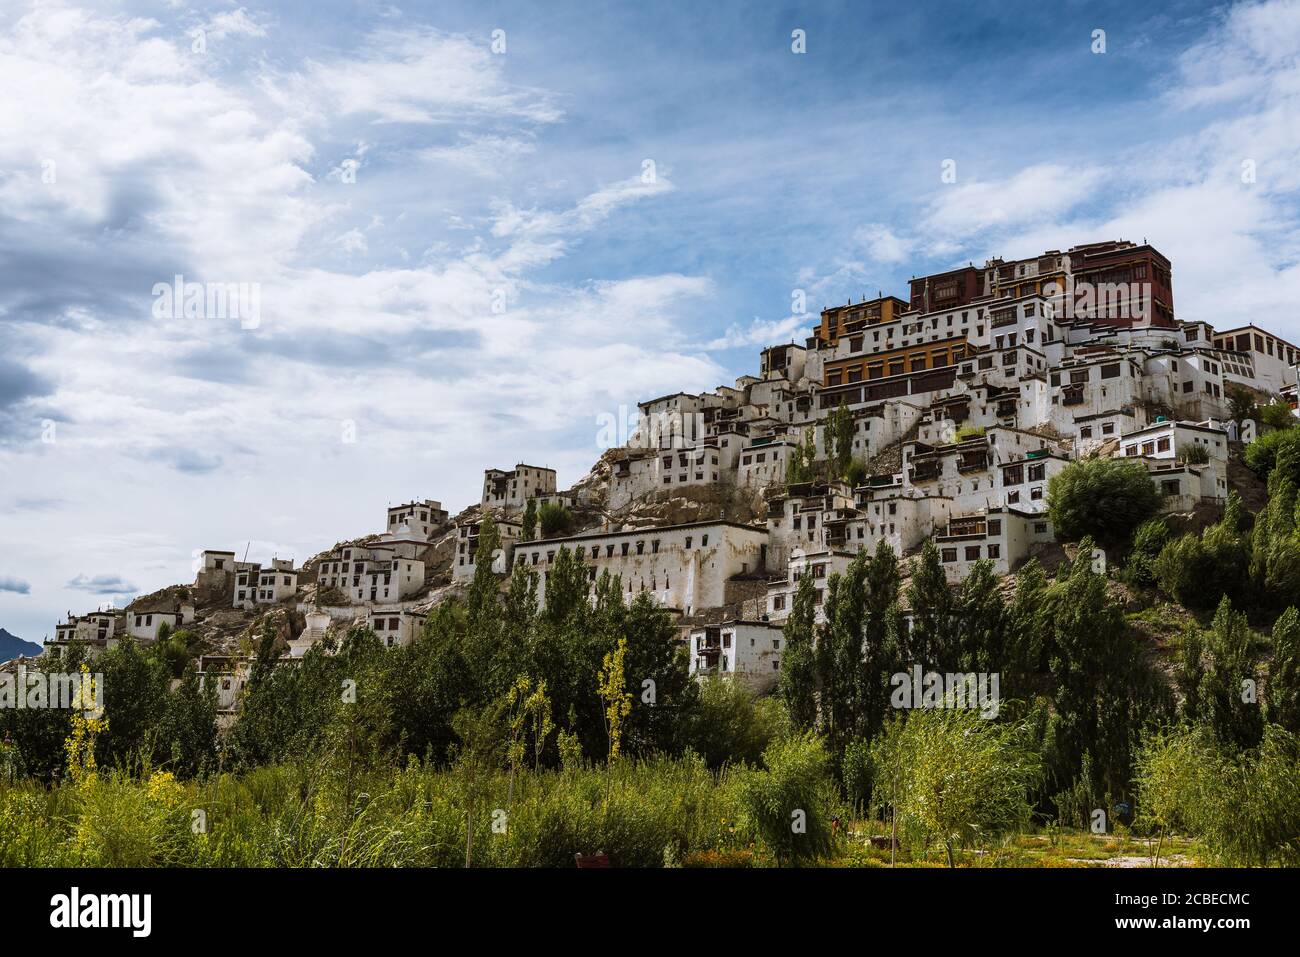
255,560,299,604
367,608,427,649
1120,419,1230,510
125,602,193,642
386,499,449,541
453,517,524,581
482,465,558,512
934,507,1056,583
45,610,124,659
317,534,425,603
686,620,784,691
1211,325,1300,393
514,520,768,616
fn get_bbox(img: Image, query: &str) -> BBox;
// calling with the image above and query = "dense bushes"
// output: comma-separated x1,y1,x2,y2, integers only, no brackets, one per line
871,709,1039,867
739,734,841,866
1153,494,1251,610
1243,424,1300,477
0,748,850,868
1137,725,1300,866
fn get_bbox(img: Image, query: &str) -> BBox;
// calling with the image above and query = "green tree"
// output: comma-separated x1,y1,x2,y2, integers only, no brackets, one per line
1201,596,1263,751
538,502,573,538
819,553,868,752
619,590,696,756
823,399,854,481
1243,426,1300,478
1042,538,1164,801
521,498,537,542
1174,626,1205,725
1137,724,1300,866
1123,518,1170,587
155,663,218,777
739,733,839,866
1268,606,1300,733
683,675,790,770
779,572,819,731
1227,386,1259,431
95,637,171,770
1259,400,1296,431
871,709,1040,867
955,559,1004,672
1046,457,1161,549
906,540,954,668
1155,493,1250,610
1004,558,1048,690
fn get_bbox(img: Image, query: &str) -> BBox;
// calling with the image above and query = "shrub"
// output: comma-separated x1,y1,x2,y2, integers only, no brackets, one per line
682,848,756,868
1122,518,1170,587
844,458,869,488
1136,725,1300,866
682,675,790,770
1259,401,1296,432
1153,499,1250,610
870,710,1040,867
739,733,840,866
538,503,573,538
1046,457,1161,548
1243,427,1300,478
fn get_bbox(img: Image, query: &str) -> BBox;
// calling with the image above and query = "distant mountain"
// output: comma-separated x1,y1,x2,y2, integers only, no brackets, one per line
0,628,42,663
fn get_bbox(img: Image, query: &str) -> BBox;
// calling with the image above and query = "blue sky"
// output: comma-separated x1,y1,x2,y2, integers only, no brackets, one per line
3,0,1300,642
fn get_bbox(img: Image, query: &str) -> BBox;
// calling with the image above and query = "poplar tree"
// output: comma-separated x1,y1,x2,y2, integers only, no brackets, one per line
906,540,954,669
1267,606,1300,733
1202,596,1263,751
955,559,1004,673
780,572,819,731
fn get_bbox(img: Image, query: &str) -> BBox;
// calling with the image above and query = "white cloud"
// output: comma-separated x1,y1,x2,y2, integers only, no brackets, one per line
918,163,1107,250
702,315,807,351
854,222,914,264
264,27,563,126
204,7,267,41
0,4,720,642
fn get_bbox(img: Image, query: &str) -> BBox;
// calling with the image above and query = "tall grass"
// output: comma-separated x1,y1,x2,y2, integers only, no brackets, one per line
0,752,811,868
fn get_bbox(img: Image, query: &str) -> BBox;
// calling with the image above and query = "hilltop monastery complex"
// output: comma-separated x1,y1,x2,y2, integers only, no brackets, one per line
37,239,1300,700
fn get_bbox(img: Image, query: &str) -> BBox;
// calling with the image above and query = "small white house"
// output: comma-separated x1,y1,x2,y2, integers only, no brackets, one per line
686,620,784,692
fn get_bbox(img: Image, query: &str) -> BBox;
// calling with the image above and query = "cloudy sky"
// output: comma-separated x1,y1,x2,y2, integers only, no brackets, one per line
2,0,1300,642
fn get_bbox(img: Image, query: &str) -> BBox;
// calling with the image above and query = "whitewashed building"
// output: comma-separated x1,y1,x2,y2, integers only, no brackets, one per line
517,520,769,616
686,620,784,691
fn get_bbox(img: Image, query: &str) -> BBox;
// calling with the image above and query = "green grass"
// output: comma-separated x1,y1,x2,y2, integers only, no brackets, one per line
0,760,1205,868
